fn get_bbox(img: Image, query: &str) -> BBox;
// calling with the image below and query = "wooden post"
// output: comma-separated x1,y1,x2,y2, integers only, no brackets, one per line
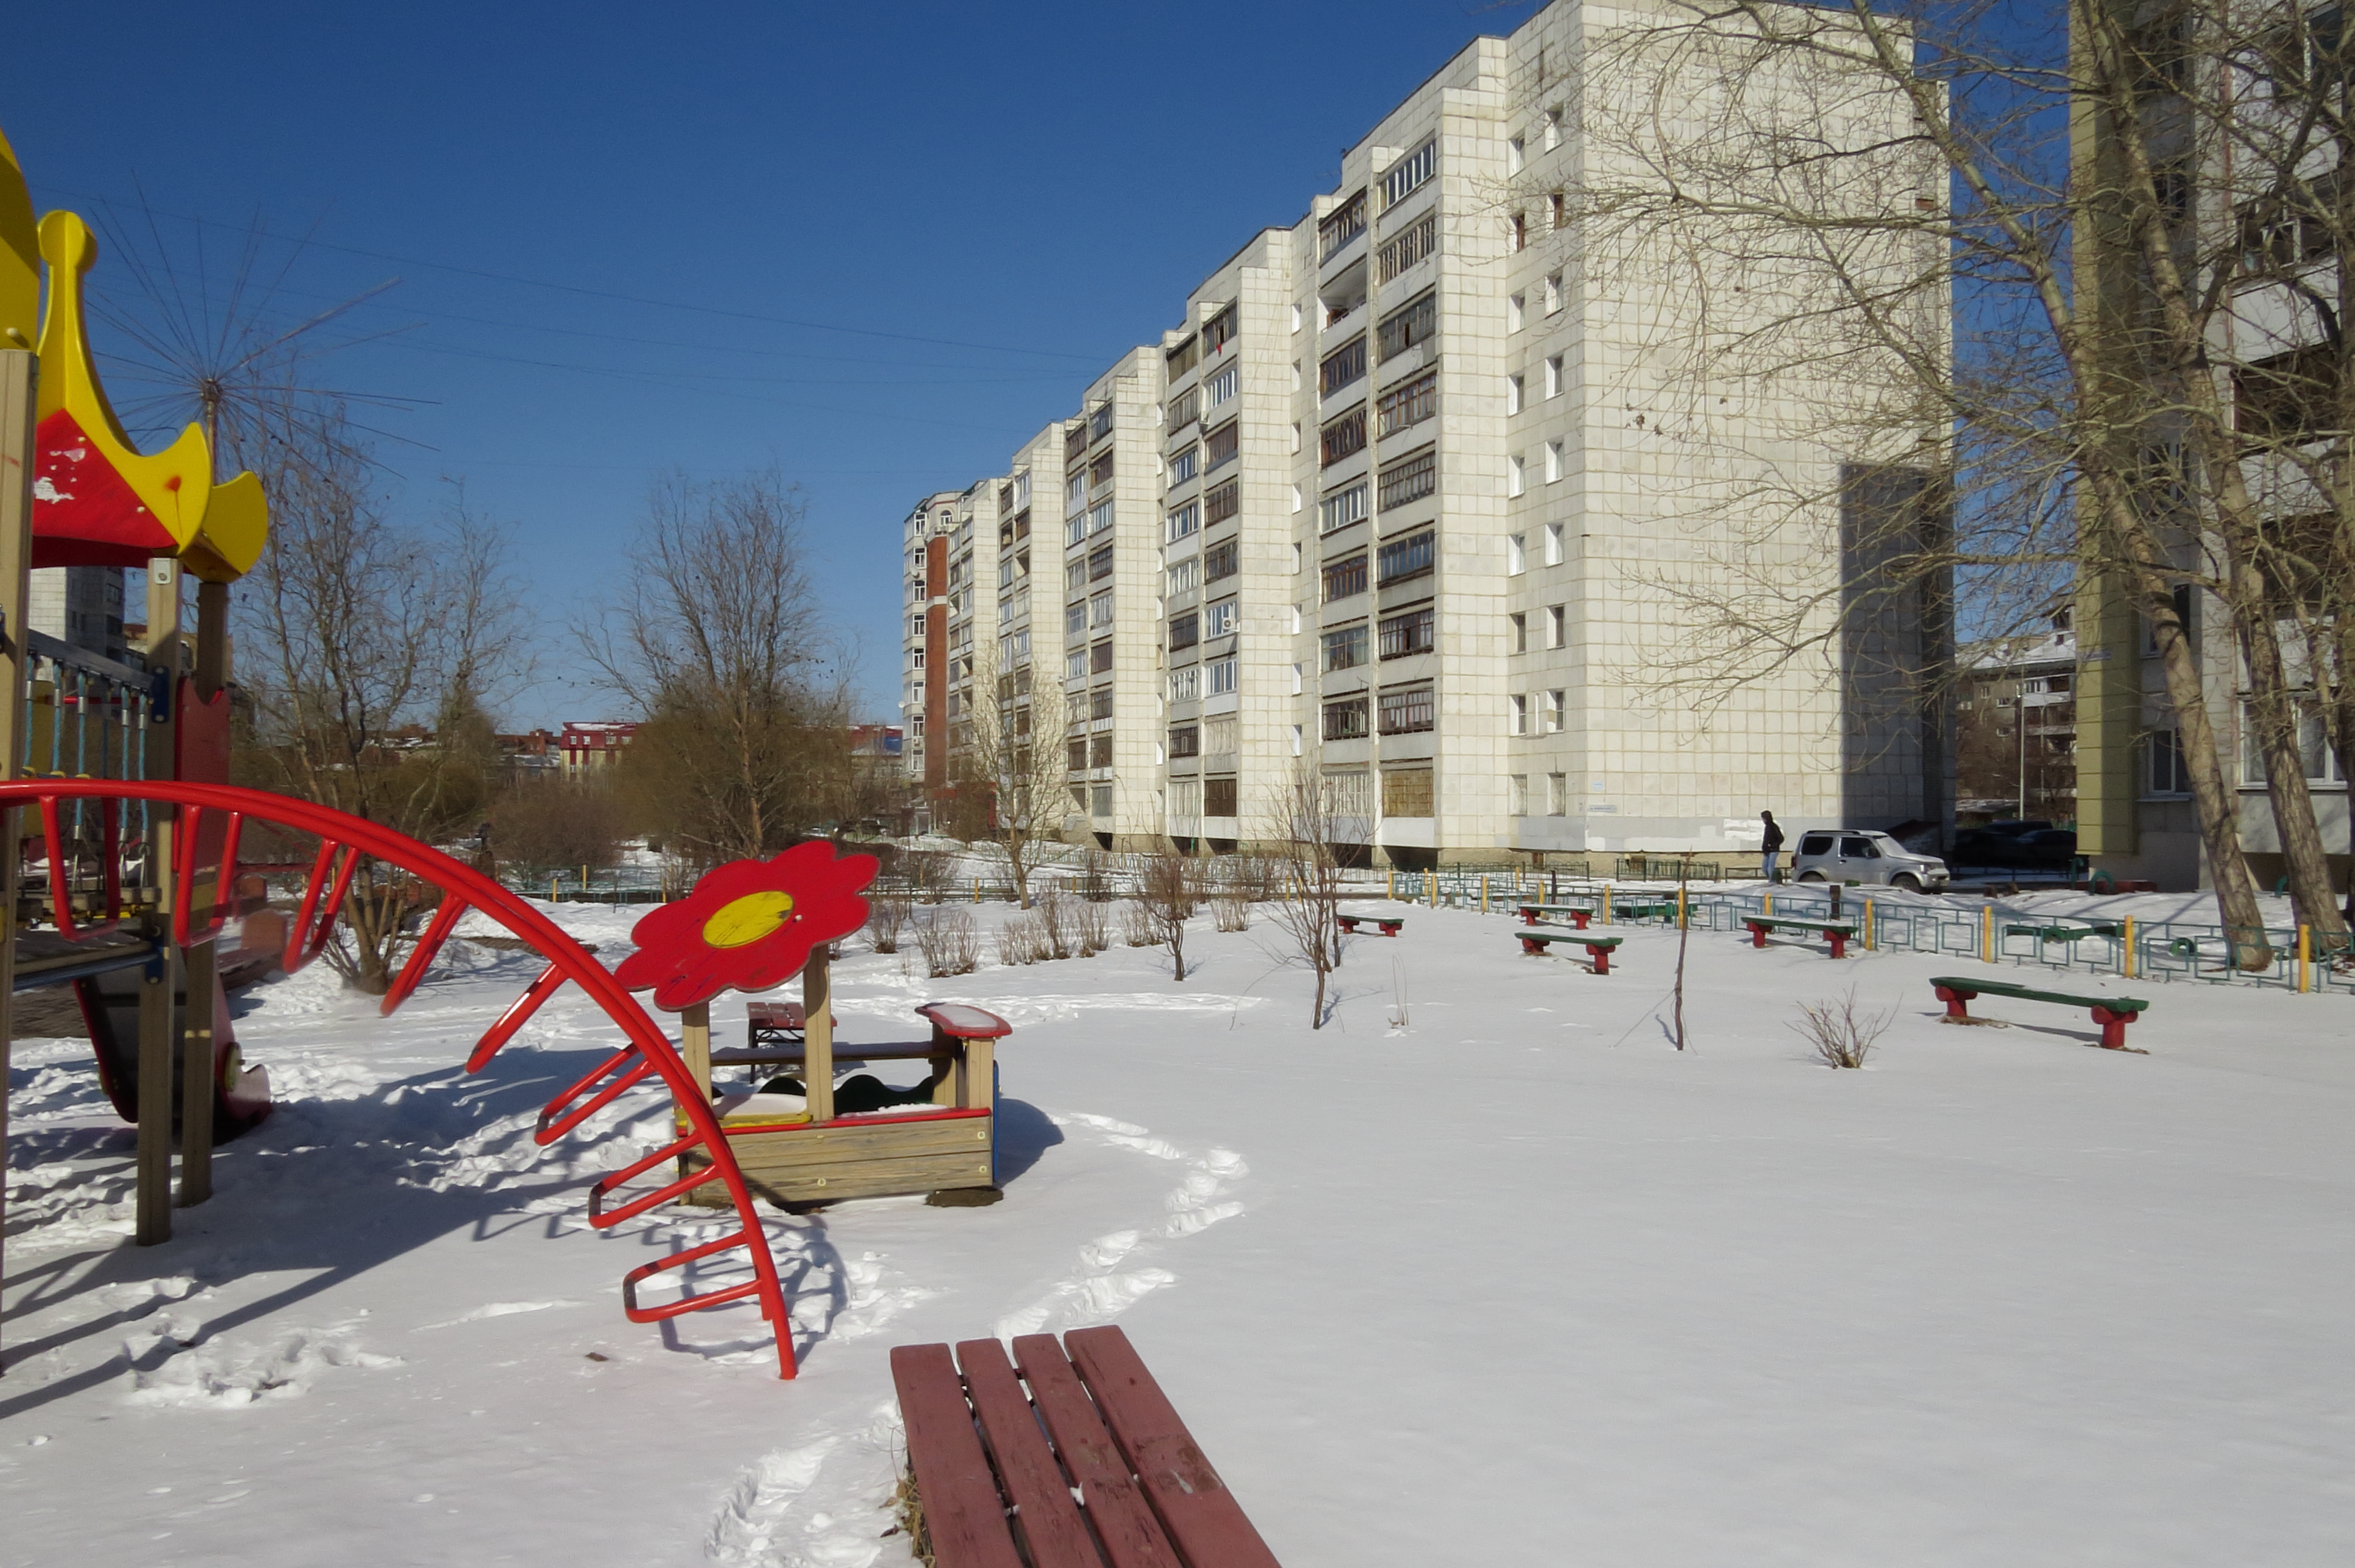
801,947,834,1123
681,1000,712,1099
135,948,178,1245
0,350,35,1351
137,556,185,1244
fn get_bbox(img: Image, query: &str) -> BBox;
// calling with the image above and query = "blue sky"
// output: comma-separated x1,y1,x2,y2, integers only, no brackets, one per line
12,1,1541,727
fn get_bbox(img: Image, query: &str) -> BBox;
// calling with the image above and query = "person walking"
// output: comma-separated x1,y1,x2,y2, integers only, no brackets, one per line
1759,809,1786,883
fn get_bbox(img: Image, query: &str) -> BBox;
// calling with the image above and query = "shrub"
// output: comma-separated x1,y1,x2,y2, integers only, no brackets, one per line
1791,987,1896,1069
866,892,911,954
916,909,979,978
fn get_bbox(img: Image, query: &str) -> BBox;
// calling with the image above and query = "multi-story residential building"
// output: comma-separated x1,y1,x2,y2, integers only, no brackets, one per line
559,720,638,775
898,0,1945,865
899,484,1002,830
29,564,128,663
1958,612,2079,822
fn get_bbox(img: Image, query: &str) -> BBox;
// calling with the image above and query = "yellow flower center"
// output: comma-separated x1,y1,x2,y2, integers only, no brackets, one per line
702,890,797,949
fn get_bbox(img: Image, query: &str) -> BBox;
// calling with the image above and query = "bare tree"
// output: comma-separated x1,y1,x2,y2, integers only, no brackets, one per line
590,470,851,865
1265,768,1348,1027
1139,852,1201,982
951,645,1069,909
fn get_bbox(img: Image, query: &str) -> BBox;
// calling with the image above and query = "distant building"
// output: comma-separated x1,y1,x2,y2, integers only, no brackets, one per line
1957,610,2077,822
560,720,638,776
499,727,562,779
29,564,128,663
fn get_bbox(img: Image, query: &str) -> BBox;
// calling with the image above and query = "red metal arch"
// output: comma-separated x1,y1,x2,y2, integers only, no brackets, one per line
0,779,798,1378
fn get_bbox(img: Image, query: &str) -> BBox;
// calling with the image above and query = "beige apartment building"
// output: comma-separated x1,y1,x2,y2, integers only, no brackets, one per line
901,0,1946,865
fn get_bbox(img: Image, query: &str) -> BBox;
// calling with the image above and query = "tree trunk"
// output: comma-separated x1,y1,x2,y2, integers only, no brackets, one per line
2238,597,2350,944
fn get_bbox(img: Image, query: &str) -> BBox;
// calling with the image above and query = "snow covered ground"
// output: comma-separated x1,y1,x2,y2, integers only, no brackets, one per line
5,893,2351,1566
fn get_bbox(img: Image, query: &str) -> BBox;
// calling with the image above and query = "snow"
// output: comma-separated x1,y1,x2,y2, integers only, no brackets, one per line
5,894,2353,1566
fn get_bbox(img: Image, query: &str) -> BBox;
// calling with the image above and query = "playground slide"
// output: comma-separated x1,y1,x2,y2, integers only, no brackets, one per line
72,959,273,1138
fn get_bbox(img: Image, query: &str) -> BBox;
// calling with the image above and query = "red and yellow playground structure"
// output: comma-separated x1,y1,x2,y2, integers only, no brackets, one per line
0,125,1008,1381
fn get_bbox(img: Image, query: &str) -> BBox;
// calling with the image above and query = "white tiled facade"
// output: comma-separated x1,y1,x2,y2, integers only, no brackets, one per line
897,0,1946,863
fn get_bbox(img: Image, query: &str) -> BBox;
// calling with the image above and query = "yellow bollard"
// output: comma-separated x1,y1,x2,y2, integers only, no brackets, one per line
972,878,980,903
1427,871,1437,909
2124,915,2136,977
1981,903,1994,963
550,875,559,901
1388,868,1396,900
1863,898,1875,951
1763,890,1773,919
2298,923,2311,994
1603,882,1613,924
1676,885,1687,929
1481,875,1490,914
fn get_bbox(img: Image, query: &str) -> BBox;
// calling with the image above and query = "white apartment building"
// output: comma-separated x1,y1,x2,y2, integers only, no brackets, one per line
900,0,1946,864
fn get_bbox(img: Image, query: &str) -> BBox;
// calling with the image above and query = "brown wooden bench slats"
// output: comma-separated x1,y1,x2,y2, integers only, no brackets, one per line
954,1337,1106,1568
888,1344,1029,1568
1012,1333,1188,1568
1066,1326,1284,1568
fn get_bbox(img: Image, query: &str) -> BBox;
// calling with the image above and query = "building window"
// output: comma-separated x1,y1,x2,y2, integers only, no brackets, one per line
1378,686,1435,735
1375,213,1438,284
1508,455,1525,497
1507,374,1524,416
1088,544,1113,582
1090,591,1114,628
1067,737,1089,772
1200,420,1239,473
2240,699,2343,783
1511,212,1528,251
1166,501,1200,542
1065,601,1086,638
1202,306,1236,356
1324,696,1369,740
1544,690,1564,732
1511,693,1528,735
1380,137,1435,208
2148,727,2190,795
1090,640,1115,675
1547,604,1565,647
1169,724,1201,758
1544,441,1563,483
1379,606,1434,659
1319,189,1369,261
1544,521,1564,563
1205,538,1239,583
1169,445,1198,484
1544,356,1563,398
1205,599,1238,638
1508,135,1525,174
1508,534,1526,574
1166,335,1198,380
1166,557,1199,596
1321,407,1367,467
2235,343,2335,440
1321,336,1368,398
1208,657,1238,695
1066,470,1087,507
1550,190,1566,228
1088,500,1114,536
1510,612,1527,654
1169,666,1200,702
1323,622,1369,671
1322,553,1368,602
1204,715,1236,755
1544,273,1562,313
1381,766,1434,815
1169,612,1200,651
1205,479,1240,526
1066,559,1087,592
1203,777,1238,817
1066,649,1087,680
1379,371,1437,438
1206,366,1238,408
1378,529,1435,586
1168,387,1199,433
1378,449,1437,510
1376,290,1438,362
1508,293,1524,332
1320,483,1369,534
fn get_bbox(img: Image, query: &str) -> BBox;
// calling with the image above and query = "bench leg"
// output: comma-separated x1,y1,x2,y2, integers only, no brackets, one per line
1518,936,1542,955
1827,931,1847,959
1338,919,1356,934
2091,1006,2132,1051
1747,922,1767,948
1933,985,1973,1021
1586,944,1611,975
1570,910,1591,930
1522,912,1539,926
1382,923,1399,936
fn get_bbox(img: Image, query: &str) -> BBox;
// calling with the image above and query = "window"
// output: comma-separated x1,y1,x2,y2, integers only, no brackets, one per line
2241,699,2344,783
1090,784,1113,816
1378,449,1437,510
1546,604,1565,648
1166,501,1200,542
1379,606,1434,659
1169,445,1199,484
1066,514,1088,548
1090,591,1115,628
1379,370,1437,437
1166,335,1198,379
1544,272,1561,313
1543,107,1563,150
1508,293,1525,332
1323,697,1369,740
1202,307,1236,356
1208,657,1238,695
1205,479,1240,526
1321,336,1367,397
1544,356,1562,398
1068,737,1088,772
1090,640,1114,675
1508,136,1525,174
1204,716,1236,755
1321,407,1367,466
1089,403,1115,444
1511,212,1528,252
2142,583,2196,654
1203,777,1238,817
1511,693,1529,735
1169,779,1200,818
1377,529,1436,586
1319,189,1368,260
1509,774,1530,815
1375,213,1438,284
1090,687,1113,720
1380,137,1435,208
1323,553,1368,602
1546,773,1567,815
1066,602,1086,637
1381,766,1434,815
2235,343,2336,441
1088,734,1113,769
1205,538,1239,583
1167,386,1199,431
1066,470,1087,508
1066,649,1087,680
910,616,926,639
1379,686,1435,735
1166,557,1201,596
1088,500,1114,536
1067,559,1087,592
2148,728,2190,796
1207,366,1238,408
1323,623,1369,670
1169,724,1201,758
1546,522,1564,563
1544,690,1564,732
1544,441,1563,483
1510,612,1527,654
1205,599,1238,638
1291,723,1303,756
1550,190,1565,228
1508,455,1525,497
1169,666,1199,702
1202,421,1240,473
1169,612,1199,651
1508,534,1526,574
1320,483,1368,533
1507,374,1524,416
1377,290,1438,362
1088,450,1114,489
1088,544,1113,582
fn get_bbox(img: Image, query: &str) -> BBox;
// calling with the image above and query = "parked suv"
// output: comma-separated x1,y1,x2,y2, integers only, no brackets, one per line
1788,829,1950,893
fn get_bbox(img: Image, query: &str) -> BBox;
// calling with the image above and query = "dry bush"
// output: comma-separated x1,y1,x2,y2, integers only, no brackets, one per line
1212,893,1251,932
1034,883,1074,959
1140,853,1202,980
493,780,631,872
916,909,979,978
865,891,910,954
1791,988,1898,1069
1073,895,1110,955
903,849,949,905
1121,898,1158,947
996,915,1047,967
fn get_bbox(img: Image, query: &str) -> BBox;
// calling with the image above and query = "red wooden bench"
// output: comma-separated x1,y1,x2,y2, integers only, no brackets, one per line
891,1326,1282,1567
1335,910,1403,936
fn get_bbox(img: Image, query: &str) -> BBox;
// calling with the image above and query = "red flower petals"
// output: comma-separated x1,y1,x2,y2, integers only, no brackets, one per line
615,843,879,1012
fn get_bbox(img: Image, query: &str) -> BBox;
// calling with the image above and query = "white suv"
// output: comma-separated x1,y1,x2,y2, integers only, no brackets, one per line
1788,829,1949,893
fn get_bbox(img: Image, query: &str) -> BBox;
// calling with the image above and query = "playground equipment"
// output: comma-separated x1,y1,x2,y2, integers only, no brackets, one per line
616,846,1014,1208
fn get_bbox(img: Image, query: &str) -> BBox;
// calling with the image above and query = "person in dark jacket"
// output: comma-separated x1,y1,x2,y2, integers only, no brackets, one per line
1759,810,1786,883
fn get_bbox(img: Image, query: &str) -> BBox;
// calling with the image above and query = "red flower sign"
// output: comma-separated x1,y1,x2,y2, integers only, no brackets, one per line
615,843,879,1012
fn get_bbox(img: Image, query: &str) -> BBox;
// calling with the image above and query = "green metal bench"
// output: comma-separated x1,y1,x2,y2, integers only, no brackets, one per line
1930,975,2150,1051
1742,914,1857,958
1515,925,1624,974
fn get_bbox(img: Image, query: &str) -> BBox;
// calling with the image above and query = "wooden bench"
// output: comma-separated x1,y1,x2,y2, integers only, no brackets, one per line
1515,925,1624,974
1930,975,2150,1051
1742,915,1857,959
1336,909,1404,936
891,1326,1281,1568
